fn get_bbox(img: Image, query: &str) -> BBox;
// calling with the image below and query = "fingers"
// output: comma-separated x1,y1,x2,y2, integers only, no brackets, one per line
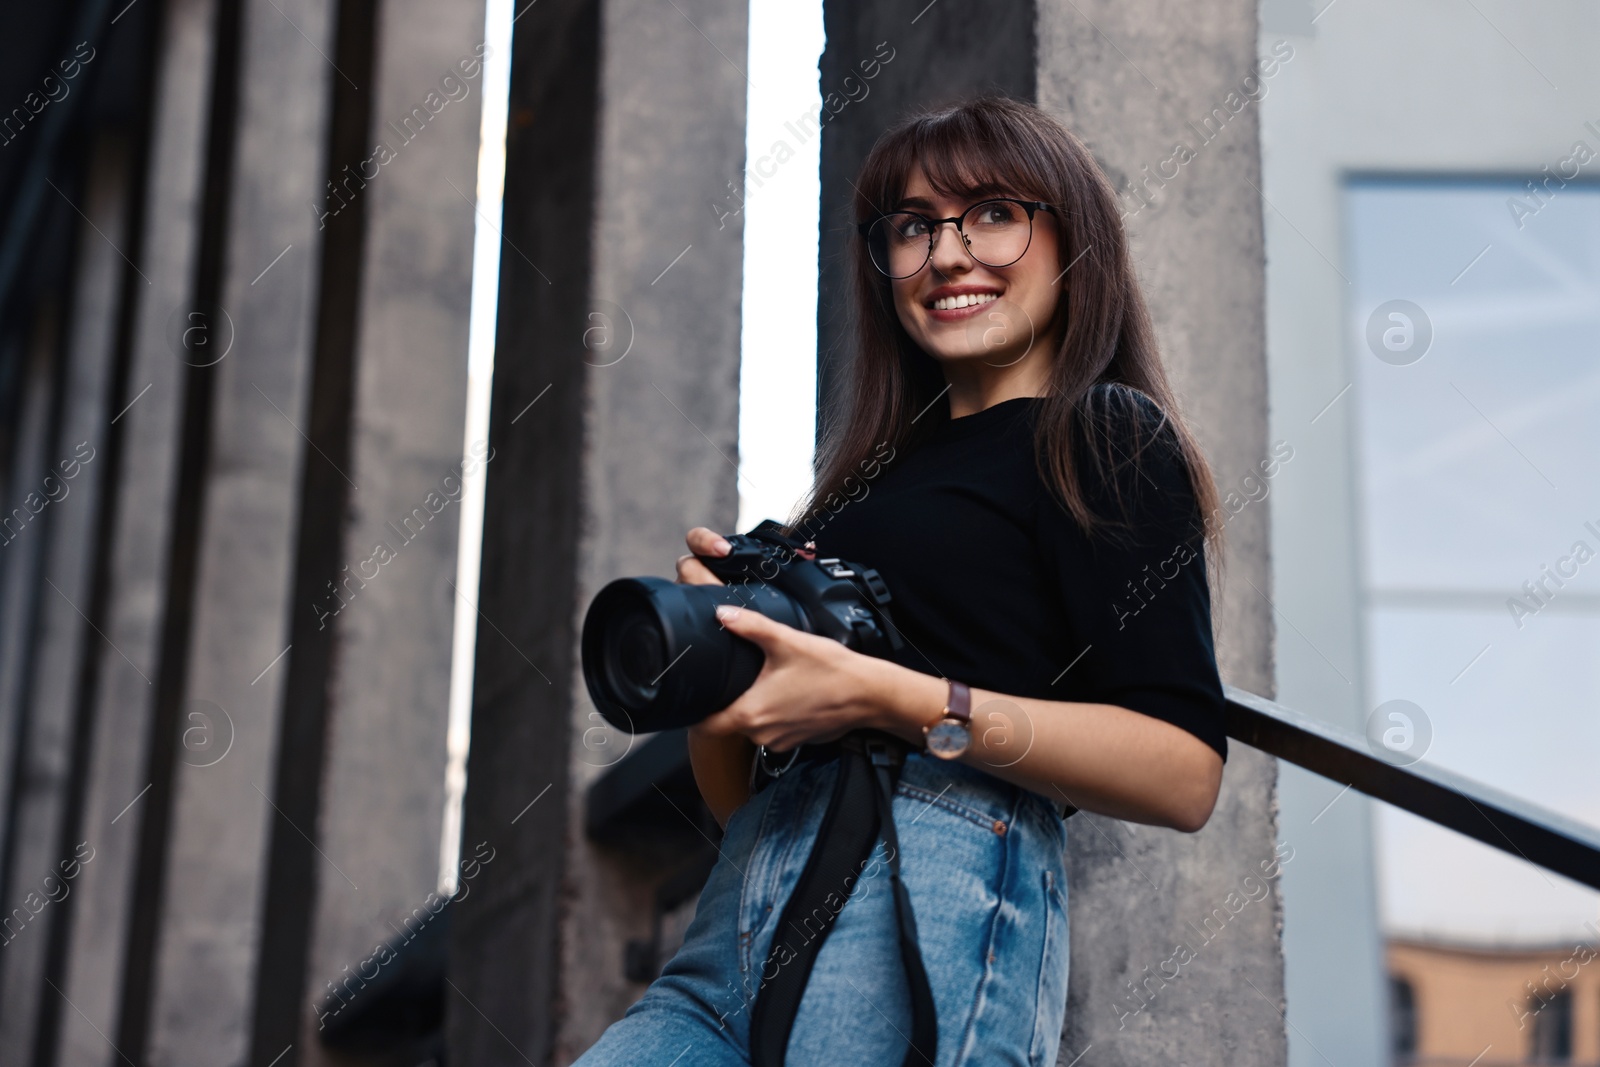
677,526,732,586
686,526,732,557
676,553,723,585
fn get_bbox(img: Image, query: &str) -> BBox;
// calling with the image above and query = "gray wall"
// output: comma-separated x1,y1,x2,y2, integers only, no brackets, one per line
0,0,1291,1063
1035,2,1286,1061
448,0,750,1061
813,0,1287,1062
0,0,483,1062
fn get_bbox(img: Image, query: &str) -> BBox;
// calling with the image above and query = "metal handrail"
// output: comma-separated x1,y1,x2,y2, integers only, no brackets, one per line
1225,684,1600,891
580,686,1600,894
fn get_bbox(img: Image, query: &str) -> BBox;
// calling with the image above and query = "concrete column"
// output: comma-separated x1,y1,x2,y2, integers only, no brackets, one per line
814,0,1035,431
141,0,336,1059
449,0,748,1061
284,0,484,1061
560,0,747,1055
1035,2,1286,1062
0,131,132,1064
815,0,1287,1061
54,3,223,1062
0,313,60,894
446,1,598,1061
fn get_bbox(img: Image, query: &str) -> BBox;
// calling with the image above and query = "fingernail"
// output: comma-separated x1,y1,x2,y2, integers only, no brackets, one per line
715,604,739,621
714,537,732,554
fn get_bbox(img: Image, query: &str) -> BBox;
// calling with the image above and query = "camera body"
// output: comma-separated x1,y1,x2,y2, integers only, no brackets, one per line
581,519,904,734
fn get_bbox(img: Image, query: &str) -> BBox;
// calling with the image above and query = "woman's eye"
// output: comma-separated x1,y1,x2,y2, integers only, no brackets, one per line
896,217,929,239
977,203,1017,226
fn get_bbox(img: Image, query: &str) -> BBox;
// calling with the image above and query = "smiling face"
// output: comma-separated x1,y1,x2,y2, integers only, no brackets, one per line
887,164,1064,379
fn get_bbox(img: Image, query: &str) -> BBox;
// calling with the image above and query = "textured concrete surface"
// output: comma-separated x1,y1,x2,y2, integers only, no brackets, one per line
0,131,130,1065
1037,2,1286,1063
0,315,60,1034
559,0,748,1057
54,3,221,1062
448,0,599,1062
294,0,483,1061
0,330,54,884
448,0,748,1062
815,0,1036,434
455,0,1287,1062
142,0,336,1059
811,1,1288,1062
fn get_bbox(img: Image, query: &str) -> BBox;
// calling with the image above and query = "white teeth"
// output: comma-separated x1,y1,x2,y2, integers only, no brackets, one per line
932,292,999,311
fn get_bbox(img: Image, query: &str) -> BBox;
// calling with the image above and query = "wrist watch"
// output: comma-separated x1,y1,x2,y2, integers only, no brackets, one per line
922,678,972,759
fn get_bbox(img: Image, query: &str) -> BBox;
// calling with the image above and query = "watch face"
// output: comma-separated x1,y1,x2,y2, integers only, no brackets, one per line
925,719,970,760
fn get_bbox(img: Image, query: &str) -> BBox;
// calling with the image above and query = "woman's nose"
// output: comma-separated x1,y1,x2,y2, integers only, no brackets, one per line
927,221,973,276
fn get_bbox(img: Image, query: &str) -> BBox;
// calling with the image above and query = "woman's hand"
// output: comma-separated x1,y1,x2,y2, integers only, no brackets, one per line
680,527,756,828
678,527,733,749
676,526,732,586
696,604,887,751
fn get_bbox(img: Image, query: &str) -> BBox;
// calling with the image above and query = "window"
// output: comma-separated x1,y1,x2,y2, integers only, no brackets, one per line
1528,987,1572,1062
1388,975,1417,1060
1347,178,1600,944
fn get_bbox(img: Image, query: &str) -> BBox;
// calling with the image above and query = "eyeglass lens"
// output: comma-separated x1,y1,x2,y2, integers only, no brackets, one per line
866,200,1035,279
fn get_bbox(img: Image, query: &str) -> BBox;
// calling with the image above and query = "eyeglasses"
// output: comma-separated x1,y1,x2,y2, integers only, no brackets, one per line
857,198,1057,279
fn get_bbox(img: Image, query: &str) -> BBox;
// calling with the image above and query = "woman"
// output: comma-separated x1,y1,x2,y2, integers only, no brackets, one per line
575,95,1228,1067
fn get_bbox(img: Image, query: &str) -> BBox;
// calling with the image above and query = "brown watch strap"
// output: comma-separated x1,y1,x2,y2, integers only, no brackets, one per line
943,679,971,726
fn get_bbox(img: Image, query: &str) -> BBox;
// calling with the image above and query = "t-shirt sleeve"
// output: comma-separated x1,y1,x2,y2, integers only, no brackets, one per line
1032,389,1228,760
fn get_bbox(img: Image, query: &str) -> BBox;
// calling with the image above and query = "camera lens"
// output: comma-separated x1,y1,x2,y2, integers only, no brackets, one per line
581,576,808,733
607,602,665,700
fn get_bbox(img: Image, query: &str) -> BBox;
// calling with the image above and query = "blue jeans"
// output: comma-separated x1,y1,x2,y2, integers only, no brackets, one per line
573,749,1071,1067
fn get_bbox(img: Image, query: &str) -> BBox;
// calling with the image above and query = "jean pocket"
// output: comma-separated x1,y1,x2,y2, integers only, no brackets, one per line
895,779,1011,836
1029,868,1070,1067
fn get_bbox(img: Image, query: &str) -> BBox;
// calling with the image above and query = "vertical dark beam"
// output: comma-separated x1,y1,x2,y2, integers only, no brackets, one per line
57,0,228,1059
116,0,244,1058
0,329,26,507
0,178,82,886
451,0,751,1058
252,0,487,1060
557,0,748,1052
0,170,83,1059
448,0,599,1061
246,0,378,1059
137,0,337,1057
814,0,1036,436
38,10,161,1059
0,304,66,913
0,129,132,1066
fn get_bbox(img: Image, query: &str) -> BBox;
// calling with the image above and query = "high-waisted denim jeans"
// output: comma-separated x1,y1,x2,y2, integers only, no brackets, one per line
572,749,1071,1067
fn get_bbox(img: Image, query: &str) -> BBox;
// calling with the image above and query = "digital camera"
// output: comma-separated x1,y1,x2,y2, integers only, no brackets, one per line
580,519,904,733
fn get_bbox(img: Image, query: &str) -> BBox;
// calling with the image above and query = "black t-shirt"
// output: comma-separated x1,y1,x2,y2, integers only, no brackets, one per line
811,387,1228,761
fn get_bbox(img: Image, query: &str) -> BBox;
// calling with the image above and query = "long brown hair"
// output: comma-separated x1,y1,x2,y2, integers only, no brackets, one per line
787,95,1225,591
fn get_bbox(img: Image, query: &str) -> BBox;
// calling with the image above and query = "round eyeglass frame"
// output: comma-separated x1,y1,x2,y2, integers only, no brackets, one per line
857,197,1058,279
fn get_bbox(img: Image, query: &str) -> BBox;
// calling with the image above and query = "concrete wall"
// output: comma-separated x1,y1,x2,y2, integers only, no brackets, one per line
1034,2,1287,1061
0,130,130,1065
291,0,483,1060
815,0,1035,432
142,0,337,1057
445,0,597,1060
810,0,1288,1062
448,0,749,1061
0,0,482,1061
56,3,220,1062
0,0,1293,1063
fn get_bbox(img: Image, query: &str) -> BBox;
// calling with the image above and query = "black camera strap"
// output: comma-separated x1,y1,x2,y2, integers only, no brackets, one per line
749,733,938,1067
